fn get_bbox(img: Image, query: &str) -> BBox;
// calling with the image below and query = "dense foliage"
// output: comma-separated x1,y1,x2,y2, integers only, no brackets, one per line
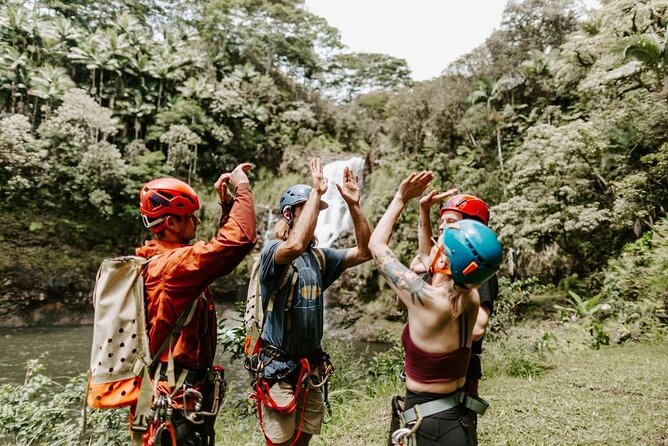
2,0,666,285
0,0,411,251
357,0,668,288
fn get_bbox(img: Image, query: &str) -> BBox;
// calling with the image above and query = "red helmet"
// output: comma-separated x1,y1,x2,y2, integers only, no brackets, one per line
139,178,200,219
439,194,490,226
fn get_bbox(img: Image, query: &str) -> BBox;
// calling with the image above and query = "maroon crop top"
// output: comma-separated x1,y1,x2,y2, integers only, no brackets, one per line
402,318,472,384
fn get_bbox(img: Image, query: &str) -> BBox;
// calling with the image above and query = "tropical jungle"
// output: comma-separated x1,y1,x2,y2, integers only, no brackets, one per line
0,0,666,445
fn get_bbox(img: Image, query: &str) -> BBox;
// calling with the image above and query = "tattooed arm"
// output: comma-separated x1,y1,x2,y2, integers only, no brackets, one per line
369,171,435,308
373,246,433,307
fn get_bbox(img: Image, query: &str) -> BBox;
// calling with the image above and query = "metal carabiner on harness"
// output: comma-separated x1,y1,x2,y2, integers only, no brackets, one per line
183,387,205,424
391,404,423,446
391,427,413,446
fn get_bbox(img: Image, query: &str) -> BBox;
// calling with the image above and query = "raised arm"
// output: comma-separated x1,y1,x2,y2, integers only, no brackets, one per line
177,163,257,284
274,158,328,265
416,188,458,271
417,191,436,270
369,171,435,308
337,166,372,269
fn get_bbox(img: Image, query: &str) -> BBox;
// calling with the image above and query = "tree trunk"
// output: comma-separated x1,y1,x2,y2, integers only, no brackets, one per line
10,82,16,114
99,69,104,103
157,81,163,110
91,68,96,97
31,97,39,130
134,116,141,139
496,124,507,196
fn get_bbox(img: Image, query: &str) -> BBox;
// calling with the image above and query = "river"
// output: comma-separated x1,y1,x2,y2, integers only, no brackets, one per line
0,324,390,393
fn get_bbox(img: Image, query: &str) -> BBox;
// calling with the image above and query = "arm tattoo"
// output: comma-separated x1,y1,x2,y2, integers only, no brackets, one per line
374,248,430,306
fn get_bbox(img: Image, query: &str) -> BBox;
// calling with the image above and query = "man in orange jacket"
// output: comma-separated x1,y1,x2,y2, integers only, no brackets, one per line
135,163,257,446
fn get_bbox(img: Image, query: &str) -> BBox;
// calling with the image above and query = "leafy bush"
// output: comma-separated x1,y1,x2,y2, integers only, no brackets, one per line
488,277,548,338
599,218,668,342
0,359,126,446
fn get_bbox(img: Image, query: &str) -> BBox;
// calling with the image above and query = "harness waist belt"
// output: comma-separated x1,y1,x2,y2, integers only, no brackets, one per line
403,391,489,423
464,394,489,416
403,390,465,424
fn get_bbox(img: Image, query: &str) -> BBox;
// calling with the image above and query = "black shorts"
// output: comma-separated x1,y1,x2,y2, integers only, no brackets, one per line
404,389,475,446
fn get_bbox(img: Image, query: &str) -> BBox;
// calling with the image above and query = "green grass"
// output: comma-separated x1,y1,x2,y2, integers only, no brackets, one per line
215,339,668,446
479,342,668,446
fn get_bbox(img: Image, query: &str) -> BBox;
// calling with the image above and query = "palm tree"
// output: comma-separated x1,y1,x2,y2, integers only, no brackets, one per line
69,29,128,105
0,45,30,113
27,64,75,120
609,26,668,95
117,93,155,139
467,76,512,195
38,15,83,60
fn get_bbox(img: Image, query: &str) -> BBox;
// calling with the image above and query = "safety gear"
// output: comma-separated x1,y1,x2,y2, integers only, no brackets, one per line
442,220,502,288
139,178,200,222
428,243,451,276
439,194,490,226
279,184,328,215
244,248,325,358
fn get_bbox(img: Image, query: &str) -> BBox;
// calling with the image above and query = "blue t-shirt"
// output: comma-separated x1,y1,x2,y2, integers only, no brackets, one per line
259,240,347,366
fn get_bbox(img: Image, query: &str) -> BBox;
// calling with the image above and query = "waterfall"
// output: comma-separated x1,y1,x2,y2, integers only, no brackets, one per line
315,157,366,248
264,207,276,243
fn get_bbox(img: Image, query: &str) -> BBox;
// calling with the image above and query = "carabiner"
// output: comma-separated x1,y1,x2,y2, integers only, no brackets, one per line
391,427,412,445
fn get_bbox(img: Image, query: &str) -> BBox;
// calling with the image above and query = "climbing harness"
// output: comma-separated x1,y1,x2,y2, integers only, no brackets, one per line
138,365,226,446
389,390,489,446
182,366,227,424
246,344,334,446
390,403,422,446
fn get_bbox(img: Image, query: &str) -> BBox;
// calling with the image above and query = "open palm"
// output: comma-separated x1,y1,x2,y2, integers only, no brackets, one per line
336,166,360,205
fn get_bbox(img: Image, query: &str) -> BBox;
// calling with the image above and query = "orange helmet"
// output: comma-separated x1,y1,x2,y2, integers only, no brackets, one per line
439,194,490,226
139,178,200,230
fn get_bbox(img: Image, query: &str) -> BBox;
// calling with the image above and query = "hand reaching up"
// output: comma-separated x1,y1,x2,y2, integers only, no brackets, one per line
215,163,253,203
336,166,360,206
310,157,328,196
397,171,434,203
419,188,458,209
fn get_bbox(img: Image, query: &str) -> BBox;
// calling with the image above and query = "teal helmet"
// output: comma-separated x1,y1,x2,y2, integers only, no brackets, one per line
279,184,328,215
442,219,502,288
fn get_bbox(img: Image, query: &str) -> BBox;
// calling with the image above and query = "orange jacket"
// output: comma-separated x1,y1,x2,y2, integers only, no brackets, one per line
136,184,256,371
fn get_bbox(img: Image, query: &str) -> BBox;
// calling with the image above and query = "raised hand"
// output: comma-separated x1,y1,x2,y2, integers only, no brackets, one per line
229,162,252,188
310,157,328,195
214,172,233,204
419,188,458,209
397,171,434,203
335,166,360,205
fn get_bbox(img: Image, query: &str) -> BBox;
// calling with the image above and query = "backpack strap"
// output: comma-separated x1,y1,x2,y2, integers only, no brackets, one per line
263,248,326,335
148,296,199,376
312,247,326,274
266,262,295,314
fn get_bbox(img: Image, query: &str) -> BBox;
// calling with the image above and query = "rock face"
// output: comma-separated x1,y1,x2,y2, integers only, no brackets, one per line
0,247,98,327
0,242,252,328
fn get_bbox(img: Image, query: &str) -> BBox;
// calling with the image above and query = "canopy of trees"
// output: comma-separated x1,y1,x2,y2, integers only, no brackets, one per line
1,0,667,292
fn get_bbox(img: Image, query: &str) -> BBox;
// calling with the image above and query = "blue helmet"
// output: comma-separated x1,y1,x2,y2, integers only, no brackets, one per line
442,219,502,288
279,184,328,214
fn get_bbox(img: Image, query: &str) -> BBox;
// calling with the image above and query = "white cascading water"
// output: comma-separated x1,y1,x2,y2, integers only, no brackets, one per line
314,157,365,248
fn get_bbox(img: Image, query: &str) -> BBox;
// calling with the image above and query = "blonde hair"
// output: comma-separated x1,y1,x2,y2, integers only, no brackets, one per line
272,219,291,241
448,286,472,319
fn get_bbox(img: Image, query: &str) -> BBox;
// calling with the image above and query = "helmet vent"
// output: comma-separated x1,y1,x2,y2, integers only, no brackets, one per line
149,194,170,208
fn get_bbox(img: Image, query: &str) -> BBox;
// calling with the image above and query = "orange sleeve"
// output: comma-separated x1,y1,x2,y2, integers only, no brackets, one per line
164,184,257,290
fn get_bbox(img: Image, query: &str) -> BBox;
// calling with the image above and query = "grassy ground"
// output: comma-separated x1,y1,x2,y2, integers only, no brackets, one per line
478,342,668,446
216,337,668,446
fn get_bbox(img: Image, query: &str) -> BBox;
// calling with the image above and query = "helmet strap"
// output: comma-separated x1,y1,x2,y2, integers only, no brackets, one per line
429,243,452,276
283,207,294,229
142,214,167,230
